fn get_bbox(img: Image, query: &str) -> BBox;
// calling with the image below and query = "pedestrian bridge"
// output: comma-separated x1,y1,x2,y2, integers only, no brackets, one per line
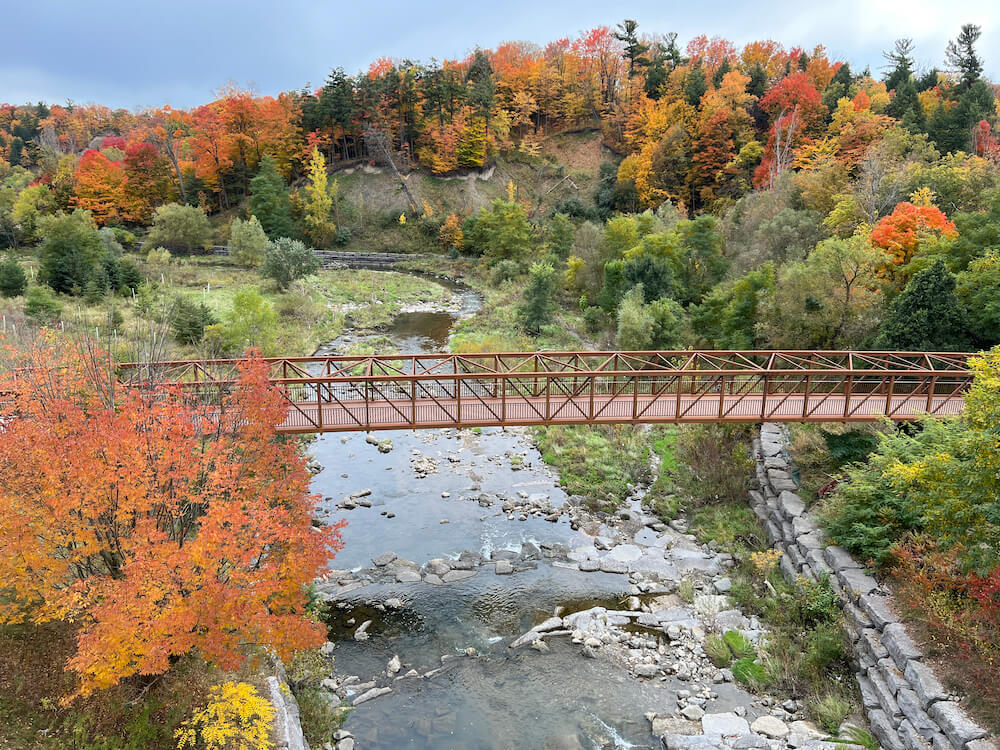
121,350,975,434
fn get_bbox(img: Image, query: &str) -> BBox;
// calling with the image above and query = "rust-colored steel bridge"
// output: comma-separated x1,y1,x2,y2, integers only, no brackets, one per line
122,350,976,434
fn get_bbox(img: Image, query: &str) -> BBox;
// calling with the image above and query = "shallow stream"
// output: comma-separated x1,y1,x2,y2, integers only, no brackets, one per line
306,272,748,749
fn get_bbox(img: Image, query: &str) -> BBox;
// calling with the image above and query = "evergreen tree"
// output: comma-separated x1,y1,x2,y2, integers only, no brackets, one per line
712,59,732,88
170,296,217,344
546,213,575,259
0,255,28,297
644,50,668,99
944,24,984,92
39,210,105,295
517,262,557,334
249,155,294,240
875,259,971,351
684,66,708,107
613,19,649,78
882,38,915,92
622,254,675,302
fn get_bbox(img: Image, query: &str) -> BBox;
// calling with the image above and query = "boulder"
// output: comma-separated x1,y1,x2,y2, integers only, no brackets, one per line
751,716,789,739
702,713,751,738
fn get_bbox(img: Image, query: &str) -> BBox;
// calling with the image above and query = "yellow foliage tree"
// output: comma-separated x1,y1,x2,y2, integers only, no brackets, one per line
175,682,275,750
304,148,335,247
438,213,464,251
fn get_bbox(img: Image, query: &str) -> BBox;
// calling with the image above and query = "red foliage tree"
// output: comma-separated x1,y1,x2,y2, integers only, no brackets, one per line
870,201,958,266
71,149,127,225
758,72,825,132
689,109,736,205
121,141,175,223
0,337,343,699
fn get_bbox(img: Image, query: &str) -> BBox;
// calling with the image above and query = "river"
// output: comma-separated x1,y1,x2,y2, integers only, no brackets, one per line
306,272,763,749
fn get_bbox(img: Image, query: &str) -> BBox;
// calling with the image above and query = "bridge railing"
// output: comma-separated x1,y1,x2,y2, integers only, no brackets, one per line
118,350,976,432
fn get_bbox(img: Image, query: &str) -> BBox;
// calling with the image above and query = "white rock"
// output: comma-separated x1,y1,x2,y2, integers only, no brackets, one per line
702,712,751,738
386,654,401,674
751,715,789,739
681,705,705,721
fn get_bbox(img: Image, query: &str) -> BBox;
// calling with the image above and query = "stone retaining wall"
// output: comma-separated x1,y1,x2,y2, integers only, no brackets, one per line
268,658,309,750
751,423,995,750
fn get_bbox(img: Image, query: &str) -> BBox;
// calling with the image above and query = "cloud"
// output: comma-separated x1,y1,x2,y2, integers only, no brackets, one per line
2,0,996,108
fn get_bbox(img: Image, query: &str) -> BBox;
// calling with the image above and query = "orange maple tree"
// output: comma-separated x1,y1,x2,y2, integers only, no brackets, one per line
870,201,958,266
0,336,343,698
71,149,127,225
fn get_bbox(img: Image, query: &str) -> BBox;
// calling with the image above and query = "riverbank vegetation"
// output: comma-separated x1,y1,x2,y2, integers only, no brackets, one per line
667,425,866,740
791,349,1000,732
0,248,453,361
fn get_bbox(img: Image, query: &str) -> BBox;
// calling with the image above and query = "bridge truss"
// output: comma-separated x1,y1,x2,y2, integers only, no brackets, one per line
119,350,975,434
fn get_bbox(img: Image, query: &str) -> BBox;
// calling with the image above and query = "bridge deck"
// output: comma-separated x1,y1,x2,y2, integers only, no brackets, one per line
278,393,964,433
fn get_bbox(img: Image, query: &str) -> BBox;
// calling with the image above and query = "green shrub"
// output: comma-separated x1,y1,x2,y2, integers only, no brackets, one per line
111,226,137,248
691,503,762,549
146,247,171,266
146,203,211,254
732,657,769,688
262,237,320,290
582,305,607,334
229,215,269,268
797,574,842,626
169,296,217,344
24,285,63,324
821,429,878,468
675,424,753,505
722,630,756,660
0,255,28,297
490,259,522,285
704,634,732,667
334,226,353,246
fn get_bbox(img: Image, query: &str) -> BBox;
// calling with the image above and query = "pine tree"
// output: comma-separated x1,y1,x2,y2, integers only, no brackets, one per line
613,19,649,78
944,24,984,92
684,66,708,107
517,262,558,334
875,260,971,351
882,38,915,92
248,155,294,240
0,255,28,297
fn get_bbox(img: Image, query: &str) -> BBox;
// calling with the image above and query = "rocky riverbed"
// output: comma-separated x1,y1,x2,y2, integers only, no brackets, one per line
301,270,862,749
305,425,865,750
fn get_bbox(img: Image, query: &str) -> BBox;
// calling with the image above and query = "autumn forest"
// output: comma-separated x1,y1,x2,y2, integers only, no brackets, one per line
1,15,1000,750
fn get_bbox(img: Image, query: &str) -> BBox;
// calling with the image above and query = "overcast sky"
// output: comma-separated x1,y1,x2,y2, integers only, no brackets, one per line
2,0,997,110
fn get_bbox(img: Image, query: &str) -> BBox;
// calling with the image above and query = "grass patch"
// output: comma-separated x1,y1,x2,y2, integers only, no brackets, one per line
0,622,242,749
2,254,453,361
704,634,731,667
534,424,652,511
722,630,756,660
674,424,754,506
690,502,762,549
